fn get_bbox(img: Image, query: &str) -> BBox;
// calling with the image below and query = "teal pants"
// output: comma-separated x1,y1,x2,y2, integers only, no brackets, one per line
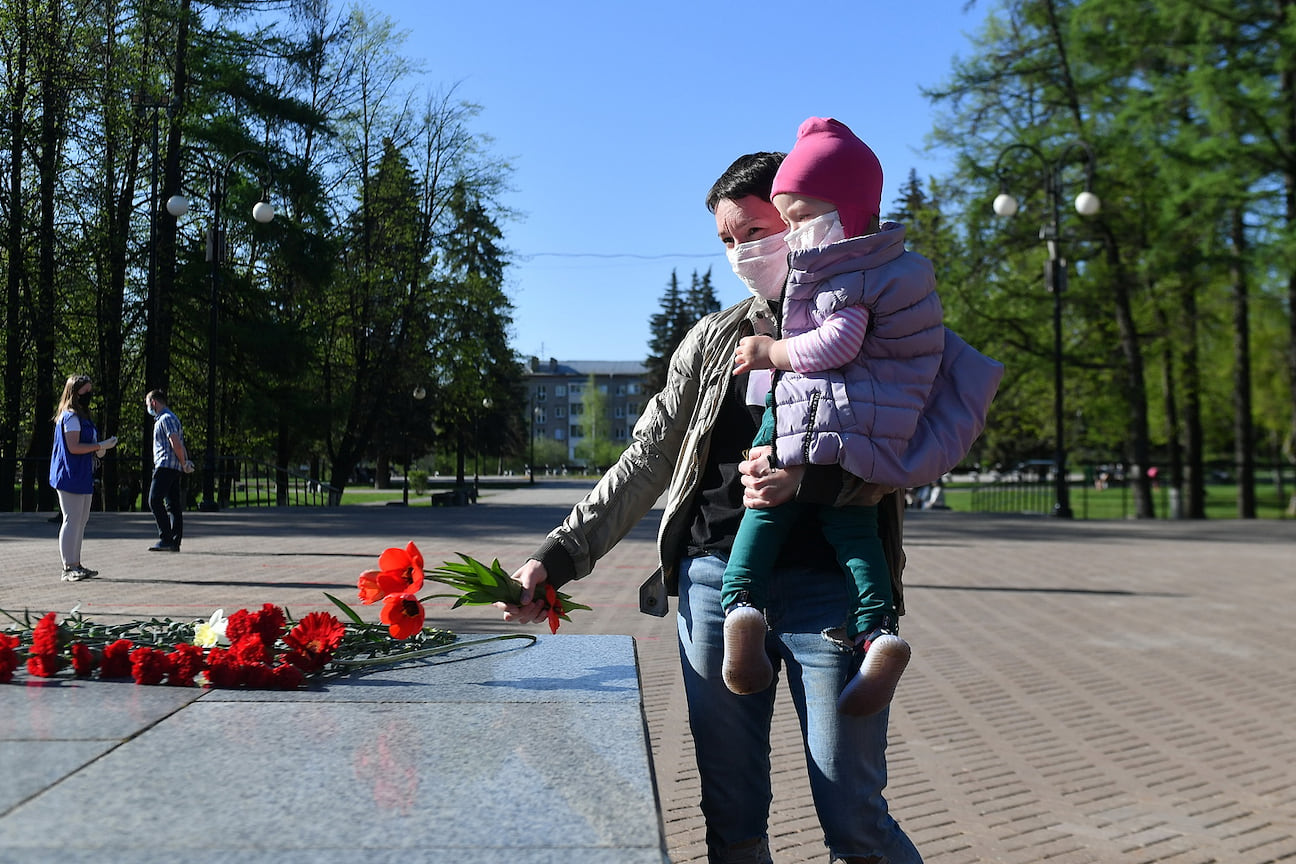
721,499,892,640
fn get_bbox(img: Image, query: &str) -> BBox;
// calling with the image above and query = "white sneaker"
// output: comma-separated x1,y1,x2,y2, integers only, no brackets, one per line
838,633,910,716
722,605,774,695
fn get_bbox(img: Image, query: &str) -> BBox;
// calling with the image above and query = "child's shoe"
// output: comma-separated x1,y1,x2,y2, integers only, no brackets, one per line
722,603,773,695
837,626,910,716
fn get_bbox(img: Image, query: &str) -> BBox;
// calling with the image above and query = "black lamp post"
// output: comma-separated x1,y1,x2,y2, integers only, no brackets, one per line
529,401,539,485
474,397,491,501
167,150,275,512
401,386,427,506
136,95,174,506
993,141,1101,519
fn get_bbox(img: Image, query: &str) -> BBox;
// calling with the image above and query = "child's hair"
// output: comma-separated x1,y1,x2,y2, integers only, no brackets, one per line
770,117,884,238
706,152,787,212
54,375,92,421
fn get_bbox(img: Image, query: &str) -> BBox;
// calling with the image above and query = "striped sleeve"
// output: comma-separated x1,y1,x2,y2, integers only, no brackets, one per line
784,305,870,373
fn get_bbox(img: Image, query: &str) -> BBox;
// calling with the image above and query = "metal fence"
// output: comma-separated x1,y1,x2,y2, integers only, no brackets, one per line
5,455,340,512
969,460,1292,518
212,458,341,508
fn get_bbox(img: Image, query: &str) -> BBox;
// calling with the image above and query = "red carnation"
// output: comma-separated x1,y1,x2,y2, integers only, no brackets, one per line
241,663,276,690
0,632,19,683
166,644,207,687
270,663,305,690
130,646,171,685
252,604,287,646
70,643,97,677
224,608,256,644
100,639,135,678
26,653,62,678
31,612,60,655
232,636,269,666
204,647,243,688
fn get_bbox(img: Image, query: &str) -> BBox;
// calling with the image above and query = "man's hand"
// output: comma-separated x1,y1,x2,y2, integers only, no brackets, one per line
494,559,551,625
182,459,195,474
733,335,776,375
738,445,804,508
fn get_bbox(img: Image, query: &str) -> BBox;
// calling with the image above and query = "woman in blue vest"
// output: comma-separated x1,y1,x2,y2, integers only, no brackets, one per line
49,375,116,581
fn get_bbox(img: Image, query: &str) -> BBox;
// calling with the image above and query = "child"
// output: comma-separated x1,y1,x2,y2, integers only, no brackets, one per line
722,117,1003,715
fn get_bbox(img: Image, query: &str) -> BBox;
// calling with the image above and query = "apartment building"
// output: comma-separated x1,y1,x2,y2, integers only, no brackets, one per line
524,358,649,463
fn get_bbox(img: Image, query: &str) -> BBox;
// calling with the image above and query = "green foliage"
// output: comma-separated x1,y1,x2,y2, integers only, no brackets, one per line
921,0,1295,516
645,268,718,395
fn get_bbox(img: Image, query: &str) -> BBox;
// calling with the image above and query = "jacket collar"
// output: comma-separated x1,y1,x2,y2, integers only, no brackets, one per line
788,221,908,282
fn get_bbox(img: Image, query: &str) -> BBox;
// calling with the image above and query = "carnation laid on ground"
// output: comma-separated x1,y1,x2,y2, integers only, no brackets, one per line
1,542,577,689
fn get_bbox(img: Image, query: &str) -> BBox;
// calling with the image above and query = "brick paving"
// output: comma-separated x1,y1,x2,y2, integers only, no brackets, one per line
2,482,1294,863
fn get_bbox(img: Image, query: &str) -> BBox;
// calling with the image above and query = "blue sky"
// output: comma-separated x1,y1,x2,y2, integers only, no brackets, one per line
364,0,990,362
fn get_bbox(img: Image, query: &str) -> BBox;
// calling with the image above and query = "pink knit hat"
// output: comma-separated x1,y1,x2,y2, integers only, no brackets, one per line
770,117,883,238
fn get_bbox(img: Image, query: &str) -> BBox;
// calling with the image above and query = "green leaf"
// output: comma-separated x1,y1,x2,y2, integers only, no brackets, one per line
324,593,367,627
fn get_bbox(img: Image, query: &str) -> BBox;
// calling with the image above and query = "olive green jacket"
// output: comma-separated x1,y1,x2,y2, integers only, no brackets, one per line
533,297,905,617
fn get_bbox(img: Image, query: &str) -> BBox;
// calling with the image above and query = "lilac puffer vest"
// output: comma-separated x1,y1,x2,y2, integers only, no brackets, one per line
772,222,1002,487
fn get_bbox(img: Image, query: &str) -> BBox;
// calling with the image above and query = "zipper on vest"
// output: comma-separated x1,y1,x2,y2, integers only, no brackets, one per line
801,390,821,466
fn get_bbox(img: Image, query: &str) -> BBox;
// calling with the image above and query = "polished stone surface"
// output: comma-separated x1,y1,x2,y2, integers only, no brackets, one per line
0,634,667,863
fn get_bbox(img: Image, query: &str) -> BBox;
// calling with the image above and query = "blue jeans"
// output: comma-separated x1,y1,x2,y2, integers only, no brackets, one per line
678,554,922,864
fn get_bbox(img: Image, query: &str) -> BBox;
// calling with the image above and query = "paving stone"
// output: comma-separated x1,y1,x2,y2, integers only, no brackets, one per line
2,484,1295,863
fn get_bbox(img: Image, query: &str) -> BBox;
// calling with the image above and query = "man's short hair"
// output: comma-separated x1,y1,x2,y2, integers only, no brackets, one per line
147,389,167,404
705,152,787,213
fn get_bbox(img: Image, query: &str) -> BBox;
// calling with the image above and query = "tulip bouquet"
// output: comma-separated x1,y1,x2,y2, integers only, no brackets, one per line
1,542,588,689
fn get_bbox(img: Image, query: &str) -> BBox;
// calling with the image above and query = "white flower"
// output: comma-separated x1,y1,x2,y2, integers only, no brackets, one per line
193,609,229,648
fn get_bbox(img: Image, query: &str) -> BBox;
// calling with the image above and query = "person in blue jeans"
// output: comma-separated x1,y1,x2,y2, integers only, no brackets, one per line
145,389,194,552
500,151,922,864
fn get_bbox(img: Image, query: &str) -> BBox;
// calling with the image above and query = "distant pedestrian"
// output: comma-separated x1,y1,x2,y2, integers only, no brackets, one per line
50,375,117,580
145,389,194,552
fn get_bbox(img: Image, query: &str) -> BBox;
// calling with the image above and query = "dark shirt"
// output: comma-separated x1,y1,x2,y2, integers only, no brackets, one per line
686,371,837,570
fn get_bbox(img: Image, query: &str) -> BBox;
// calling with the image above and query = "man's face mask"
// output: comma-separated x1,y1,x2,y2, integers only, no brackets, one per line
725,231,789,301
785,210,845,253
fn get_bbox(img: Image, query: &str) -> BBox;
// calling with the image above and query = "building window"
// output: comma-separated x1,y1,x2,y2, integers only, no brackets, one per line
554,428,565,441
534,408,546,424
555,405,566,418
628,402,640,416
598,384,608,394
570,424,584,439
614,405,625,418
615,384,626,396
570,403,584,416
535,385,546,402
569,382,583,395
628,383,640,395
554,384,567,397
614,427,628,440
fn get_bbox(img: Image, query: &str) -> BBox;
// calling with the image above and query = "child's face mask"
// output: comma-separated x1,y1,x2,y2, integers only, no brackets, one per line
725,231,789,301
785,210,845,253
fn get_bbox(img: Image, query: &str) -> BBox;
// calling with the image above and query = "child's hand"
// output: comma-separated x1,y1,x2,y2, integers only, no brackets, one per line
733,335,776,374
100,436,117,450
